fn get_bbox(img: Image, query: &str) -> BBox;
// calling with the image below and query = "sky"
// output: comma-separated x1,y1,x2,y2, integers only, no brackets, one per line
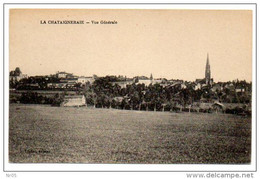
9,9,252,82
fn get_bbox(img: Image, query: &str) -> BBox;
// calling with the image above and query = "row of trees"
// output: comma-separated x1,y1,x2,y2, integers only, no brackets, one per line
81,77,251,111
11,89,250,115
10,75,252,111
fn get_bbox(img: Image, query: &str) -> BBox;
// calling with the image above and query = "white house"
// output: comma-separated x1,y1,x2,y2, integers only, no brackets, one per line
61,95,86,107
111,80,133,88
77,76,94,84
56,72,73,78
137,79,152,86
194,83,202,90
9,67,27,82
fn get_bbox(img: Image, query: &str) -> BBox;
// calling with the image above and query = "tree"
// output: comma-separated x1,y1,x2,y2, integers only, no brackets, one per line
14,67,21,76
52,93,64,106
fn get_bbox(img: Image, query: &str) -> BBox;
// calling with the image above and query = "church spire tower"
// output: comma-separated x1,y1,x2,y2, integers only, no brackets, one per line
150,73,154,85
205,53,211,85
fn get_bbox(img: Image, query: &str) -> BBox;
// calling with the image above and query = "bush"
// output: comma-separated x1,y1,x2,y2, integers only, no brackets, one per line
9,96,18,103
225,106,251,116
19,92,55,105
51,93,64,106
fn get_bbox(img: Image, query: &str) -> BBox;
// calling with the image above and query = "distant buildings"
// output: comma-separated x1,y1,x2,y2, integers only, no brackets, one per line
137,79,151,86
56,71,73,79
9,67,27,82
46,72,96,89
9,54,251,104
77,76,94,84
111,80,134,88
136,74,153,86
211,83,222,92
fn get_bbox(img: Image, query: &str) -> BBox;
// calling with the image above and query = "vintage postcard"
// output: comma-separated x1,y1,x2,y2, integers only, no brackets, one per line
4,4,256,173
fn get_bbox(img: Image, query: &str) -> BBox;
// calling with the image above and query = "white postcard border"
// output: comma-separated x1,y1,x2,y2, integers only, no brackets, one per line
3,3,257,172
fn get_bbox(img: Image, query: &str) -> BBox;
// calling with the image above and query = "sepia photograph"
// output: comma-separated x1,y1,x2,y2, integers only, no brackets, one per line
7,7,253,168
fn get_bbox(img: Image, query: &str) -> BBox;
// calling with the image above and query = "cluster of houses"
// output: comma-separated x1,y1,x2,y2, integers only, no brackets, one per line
111,74,249,95
9,54,251,113
47,71,95,89
10,57,251,111
55,72,250,107
10,67,249,95
9,68,96,89
9,67,28,82
111,74,166,88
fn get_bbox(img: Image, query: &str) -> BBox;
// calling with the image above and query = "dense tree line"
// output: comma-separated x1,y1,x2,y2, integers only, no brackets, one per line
81,77,251,112
10,75,251,113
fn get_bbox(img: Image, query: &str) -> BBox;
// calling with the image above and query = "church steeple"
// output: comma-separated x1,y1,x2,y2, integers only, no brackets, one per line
150,73,154,85
150,73,153,80
205,53,211,85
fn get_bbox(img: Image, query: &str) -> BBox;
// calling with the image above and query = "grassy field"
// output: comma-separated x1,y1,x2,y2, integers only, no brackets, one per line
9,104,251,164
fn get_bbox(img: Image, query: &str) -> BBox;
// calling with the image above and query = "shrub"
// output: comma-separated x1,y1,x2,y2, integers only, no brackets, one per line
19,92,55,105
51,93,64,106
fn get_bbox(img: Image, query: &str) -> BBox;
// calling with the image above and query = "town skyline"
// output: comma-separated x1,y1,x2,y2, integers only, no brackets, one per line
10,9,252,82
10,65,252,83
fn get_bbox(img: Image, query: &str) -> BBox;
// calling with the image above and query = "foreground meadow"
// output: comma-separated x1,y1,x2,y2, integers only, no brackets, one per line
9,104,251,164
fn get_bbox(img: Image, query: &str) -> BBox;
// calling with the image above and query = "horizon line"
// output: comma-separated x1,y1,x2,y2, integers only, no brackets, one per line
10,70,252,83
